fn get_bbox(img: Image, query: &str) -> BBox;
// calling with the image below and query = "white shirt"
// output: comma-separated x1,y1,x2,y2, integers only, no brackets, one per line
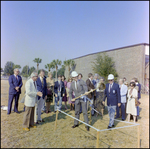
109,83,113,93
89,78,93,84
14,74,18,80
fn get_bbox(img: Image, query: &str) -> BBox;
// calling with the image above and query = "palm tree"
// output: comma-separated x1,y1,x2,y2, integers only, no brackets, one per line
45,62,55,73
52,59,62,79
64,59,75,78
33,58,42,73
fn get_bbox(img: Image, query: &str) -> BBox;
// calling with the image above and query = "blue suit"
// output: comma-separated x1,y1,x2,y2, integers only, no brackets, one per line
54,81,65,111
7,75,23,114
103,82,121,127
36,77,47,99
136,83,141,116
103,83,121,106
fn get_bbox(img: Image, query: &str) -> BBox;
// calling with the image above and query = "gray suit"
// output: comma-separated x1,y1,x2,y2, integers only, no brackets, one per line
69,80,89,125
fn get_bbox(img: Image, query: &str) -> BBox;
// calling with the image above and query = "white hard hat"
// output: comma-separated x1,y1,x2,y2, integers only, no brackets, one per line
108,74,114,80
71,71,78,77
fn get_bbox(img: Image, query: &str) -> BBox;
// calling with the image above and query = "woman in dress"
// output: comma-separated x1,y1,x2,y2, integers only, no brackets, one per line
62,75,68,110
95,77,105,117
46,72,54,114
66,77,75,110
126,82,138,123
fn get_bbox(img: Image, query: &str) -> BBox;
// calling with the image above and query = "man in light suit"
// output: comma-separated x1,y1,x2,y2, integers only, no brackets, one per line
23,72,42,131
116,79,128,121
36,69,47,123
7,68,23,115
103,74,121,129
69,71,90,131
54,75,65,112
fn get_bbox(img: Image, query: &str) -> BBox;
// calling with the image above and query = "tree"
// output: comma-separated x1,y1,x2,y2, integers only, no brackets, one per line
45,62,55,73
29,66,36,76
58,66,65,76
21,65,30,77
13,65,21,69
4,61,15,76
92,53,118,83
52,59,62,79
33,58,42,72
64,59,75,79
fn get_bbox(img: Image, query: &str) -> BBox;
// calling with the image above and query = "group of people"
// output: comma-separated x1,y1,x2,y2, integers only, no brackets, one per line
7,68,141,131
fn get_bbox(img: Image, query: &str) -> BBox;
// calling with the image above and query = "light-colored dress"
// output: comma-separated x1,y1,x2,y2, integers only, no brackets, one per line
126,88,138,116
67,82,75,104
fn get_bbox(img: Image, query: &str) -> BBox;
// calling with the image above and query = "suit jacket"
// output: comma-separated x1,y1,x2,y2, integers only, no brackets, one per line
92,79,100,88
86,79,96,99
24,78,38,107
136,83,141,99
103,83,121,106
120,84,128,103
36,77,47,99
54,81,65,97
69,79,88,100
8,75,23,94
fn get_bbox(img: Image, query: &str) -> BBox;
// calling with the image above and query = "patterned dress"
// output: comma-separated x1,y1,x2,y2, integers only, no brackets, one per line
67,82,75,104
46,78,54,103
95,84,105,113
62,80,68,102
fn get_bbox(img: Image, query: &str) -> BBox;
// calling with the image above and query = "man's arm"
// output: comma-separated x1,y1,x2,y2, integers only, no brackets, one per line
18,76,23,88
54,82,58,94
36,78,43,92
103,87,107,102
69,83,74,100
62,82,66,94
86,79,92,91
25,81,37,97
117,84,121,103
45,79,47,95
9,76,16,89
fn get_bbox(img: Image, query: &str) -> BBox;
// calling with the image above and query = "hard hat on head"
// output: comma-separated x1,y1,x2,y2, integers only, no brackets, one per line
108,74,114,80
71,71,78,77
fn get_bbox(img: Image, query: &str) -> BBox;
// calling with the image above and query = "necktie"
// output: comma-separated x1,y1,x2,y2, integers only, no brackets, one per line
109,84,112,93
34,82,36,88
41,77,44,87
16,76,18,80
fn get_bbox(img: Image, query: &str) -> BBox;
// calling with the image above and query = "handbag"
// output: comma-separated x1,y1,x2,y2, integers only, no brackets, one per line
135,98,141,106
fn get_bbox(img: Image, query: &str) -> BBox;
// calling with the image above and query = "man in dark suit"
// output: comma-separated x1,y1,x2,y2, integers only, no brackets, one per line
135,78,141,117
54,75,65,112
7,68,23,115
103,74,121,129
36,69,47,123
86,73,96,115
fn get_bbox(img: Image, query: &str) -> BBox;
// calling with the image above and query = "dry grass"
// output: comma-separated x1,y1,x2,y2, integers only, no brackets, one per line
1,80,149,148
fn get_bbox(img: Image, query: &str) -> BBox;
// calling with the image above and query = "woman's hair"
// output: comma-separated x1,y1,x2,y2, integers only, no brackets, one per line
61,75,66,80
78,73,83,78
48,72,52,77
130,82,136,87
88,73,93,78
68,77,73,82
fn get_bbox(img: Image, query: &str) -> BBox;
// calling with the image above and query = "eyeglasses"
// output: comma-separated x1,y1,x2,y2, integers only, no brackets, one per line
109,80,113,81
130,86,134,87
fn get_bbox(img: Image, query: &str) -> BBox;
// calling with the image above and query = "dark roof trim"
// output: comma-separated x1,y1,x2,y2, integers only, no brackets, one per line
72,43,149,60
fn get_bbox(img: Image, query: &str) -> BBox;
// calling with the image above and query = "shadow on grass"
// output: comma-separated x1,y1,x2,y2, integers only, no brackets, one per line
78,127,111,148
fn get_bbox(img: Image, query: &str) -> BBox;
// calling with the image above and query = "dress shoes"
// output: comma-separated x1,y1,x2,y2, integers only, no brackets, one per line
34,122,39,125
38,119,45,123
23,128,30,131
86,126,90,131
72,125,79,128
122,119,125,121
107,125,114,129
30,125,37,128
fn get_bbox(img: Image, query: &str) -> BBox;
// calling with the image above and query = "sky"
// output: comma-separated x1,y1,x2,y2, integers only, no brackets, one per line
1,1,149,72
